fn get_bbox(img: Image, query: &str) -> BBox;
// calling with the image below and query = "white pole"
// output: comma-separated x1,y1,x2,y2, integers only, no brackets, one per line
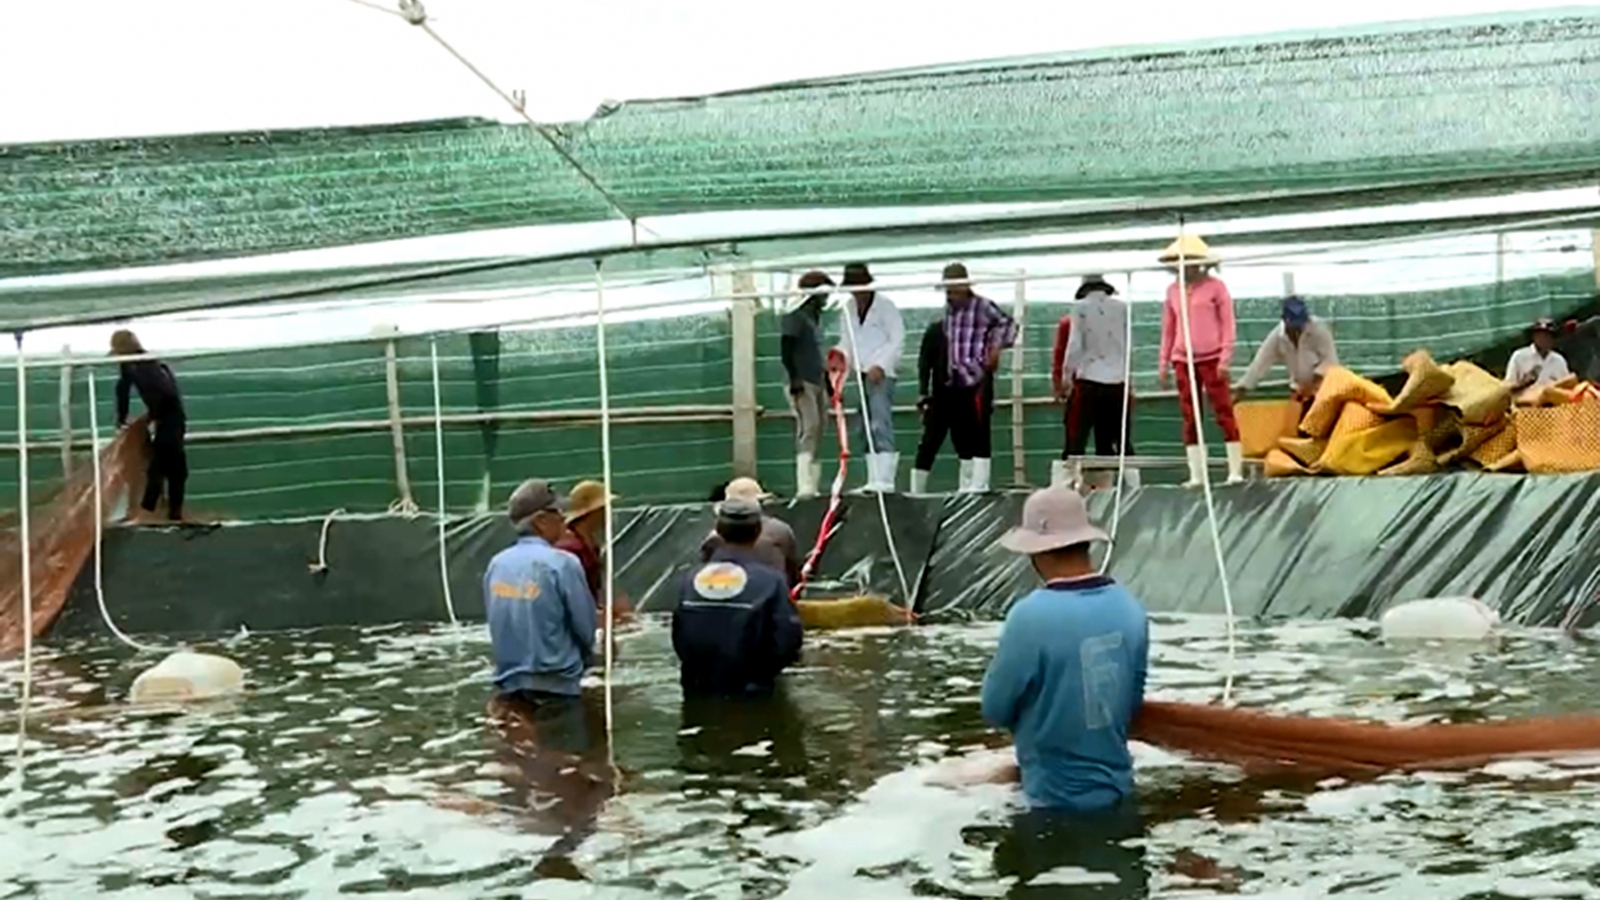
86,372,152,651
13,333,32,782
429,340,459,626
594,261,617,761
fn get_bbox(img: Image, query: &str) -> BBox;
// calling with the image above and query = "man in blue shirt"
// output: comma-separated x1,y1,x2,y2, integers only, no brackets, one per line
674,496,804,697
981,487,1149,813
485,479,599,700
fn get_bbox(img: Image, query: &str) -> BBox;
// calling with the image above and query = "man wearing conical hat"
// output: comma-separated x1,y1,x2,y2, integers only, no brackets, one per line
556,479,630,625
1156,235,1245,487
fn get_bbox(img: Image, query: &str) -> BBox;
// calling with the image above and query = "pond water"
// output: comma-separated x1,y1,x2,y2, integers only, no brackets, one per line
3,615,1600,898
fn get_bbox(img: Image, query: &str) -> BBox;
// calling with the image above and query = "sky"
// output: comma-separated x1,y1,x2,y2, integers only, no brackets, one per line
1,0,1593,358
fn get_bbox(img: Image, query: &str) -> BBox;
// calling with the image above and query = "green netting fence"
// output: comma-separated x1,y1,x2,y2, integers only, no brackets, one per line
0,268,1591,519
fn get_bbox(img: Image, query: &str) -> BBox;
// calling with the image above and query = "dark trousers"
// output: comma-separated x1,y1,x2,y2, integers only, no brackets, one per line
948,379,996,460
141,416,188,520
1063,380,1135,459
914,392,951,471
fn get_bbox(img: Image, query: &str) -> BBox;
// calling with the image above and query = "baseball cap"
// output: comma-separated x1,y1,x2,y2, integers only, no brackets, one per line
507,479,567,524
714,496,763,527
1281,296,1310,328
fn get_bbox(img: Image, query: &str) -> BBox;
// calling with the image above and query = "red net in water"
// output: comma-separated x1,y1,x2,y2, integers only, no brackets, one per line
0,419,150,656
1133,700,1600,776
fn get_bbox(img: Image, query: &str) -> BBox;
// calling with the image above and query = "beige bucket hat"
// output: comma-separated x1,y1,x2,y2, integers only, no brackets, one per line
998,487,1110,555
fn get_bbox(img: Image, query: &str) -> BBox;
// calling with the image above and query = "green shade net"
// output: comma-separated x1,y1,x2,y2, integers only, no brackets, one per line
468,330,501,510
4,8,1600,283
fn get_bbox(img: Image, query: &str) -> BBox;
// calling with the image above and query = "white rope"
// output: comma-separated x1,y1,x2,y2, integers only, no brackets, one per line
594,262,617,768
11,334,31,797
428,340,459,626
1172,225,1238,705
85,373,160,652
1099,271,1138,574
835,296,914,609
307,508,348,575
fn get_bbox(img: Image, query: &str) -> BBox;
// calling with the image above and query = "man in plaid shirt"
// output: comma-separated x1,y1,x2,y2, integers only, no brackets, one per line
938,263,1018,493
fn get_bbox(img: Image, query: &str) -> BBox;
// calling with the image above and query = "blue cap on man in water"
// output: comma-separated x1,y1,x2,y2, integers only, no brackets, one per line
1281,296,1310,330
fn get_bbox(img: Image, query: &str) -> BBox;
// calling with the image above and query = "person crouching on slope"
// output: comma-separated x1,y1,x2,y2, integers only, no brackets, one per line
486,479,598,705
675,496,804,697
110,329,189,522
981,487,1149,813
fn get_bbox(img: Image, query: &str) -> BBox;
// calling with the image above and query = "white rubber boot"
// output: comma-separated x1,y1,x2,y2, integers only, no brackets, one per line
909,468,932,495
795,452,818,499
969,458,992,493
1049,459,1069,489
810,460,823,496
957,459,975,493
1225,441,1246,485
1123,466,1142,491
882,452,899,493
1183,444,1206,488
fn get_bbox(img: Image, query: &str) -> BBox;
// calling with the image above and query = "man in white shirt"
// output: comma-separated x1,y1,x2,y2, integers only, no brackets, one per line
1052,276,1138,491
830,262,905,492
1505,317,1570,391
1233,297,1340,404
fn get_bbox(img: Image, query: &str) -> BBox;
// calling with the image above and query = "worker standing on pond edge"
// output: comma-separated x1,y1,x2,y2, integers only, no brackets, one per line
1052,275,1137,491
111,329,189,523
675,496,804,697
830,262,904,494
940,263,1018,494
557,479,630,626
982,487,1149,813
782,271,833,500
910,316,951,495
1234,296,1339,406
1156,236,1244,487
486,479,597,701
701,477,801,588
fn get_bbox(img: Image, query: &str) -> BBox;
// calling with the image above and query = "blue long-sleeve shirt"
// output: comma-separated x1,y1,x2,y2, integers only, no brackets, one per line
981,574,1149,812
484,535,598,697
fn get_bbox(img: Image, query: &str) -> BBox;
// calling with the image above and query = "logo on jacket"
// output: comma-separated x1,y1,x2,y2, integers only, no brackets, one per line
693,562,748,600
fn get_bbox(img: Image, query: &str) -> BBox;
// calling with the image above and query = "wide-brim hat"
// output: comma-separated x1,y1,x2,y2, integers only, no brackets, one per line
564,479,615,524
1075,274,1118,299
788,270,835,312
1532,316,1559,335
998,487,1110,555
1158,234,1221,268
722,476,774,504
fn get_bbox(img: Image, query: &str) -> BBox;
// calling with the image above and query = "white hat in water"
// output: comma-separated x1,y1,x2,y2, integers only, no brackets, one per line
999,487,1109,555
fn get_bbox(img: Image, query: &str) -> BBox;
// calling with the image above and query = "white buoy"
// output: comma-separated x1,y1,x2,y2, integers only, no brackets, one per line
1379,597,1500,641
129,651,245,704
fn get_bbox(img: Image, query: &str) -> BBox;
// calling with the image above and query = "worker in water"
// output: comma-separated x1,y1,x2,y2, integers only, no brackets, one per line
674,496,804,697
1156,235,1244,487
782,270,833,500
485,479,597,703
1505,316,1571,390
110,329,189,522
1233,296,1340,405
909,316,950,495
556,479,630,626
701,477,801,587
1052,275,1137,491
981,486,1149,813
939,263,1018,494
830,262,904,494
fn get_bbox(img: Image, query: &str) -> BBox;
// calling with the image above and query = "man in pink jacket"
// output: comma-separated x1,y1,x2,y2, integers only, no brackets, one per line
1155,236,1244,487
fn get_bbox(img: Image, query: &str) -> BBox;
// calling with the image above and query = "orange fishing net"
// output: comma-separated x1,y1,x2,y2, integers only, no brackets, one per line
0,419,150,656
1132,700,1600,776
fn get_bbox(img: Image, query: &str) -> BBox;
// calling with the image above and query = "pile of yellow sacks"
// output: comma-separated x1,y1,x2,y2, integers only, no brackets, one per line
1239,352,1600,477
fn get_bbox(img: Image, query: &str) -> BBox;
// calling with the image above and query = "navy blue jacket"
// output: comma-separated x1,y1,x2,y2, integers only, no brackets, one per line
673,546,803,696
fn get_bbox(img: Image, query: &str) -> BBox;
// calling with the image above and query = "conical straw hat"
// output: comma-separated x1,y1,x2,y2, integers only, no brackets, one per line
1158,234,1221,266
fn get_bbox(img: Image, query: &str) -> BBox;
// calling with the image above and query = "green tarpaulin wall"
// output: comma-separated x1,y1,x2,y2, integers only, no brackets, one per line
0,269,1589,520
4,8,1600,284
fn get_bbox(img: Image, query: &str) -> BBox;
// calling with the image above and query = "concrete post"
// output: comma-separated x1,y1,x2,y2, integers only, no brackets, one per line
1010,269,1028,487
58,346,73,478
381,334,416,509
731,268,760,478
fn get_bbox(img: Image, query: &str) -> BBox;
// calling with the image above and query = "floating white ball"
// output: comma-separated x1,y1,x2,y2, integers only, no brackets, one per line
129,651,245,704
1379,597,1500,641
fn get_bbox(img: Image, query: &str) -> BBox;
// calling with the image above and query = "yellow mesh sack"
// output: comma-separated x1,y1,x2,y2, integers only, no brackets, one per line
1468,418,1518,468
1316,417,1418,476
797,595,914,629
1378,441,1438,477
1263,448,1312,477
1438,418,1508,466
1416,406,1462,452
1277,436,1326,467
1440,361,1511,426
1236,399,1304,458
1301,366,1392,438
1372,350,1455,414
1518,399,1600,474
1329,402,1387,440
1484,449,1524,473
